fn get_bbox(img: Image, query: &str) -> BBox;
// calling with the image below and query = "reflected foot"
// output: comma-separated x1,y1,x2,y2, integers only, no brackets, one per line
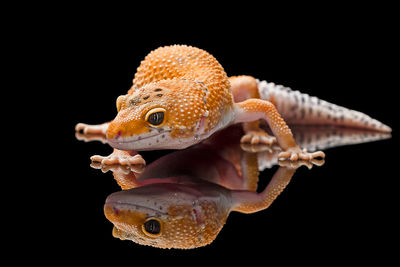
278,158,325,169
278,147,325,161
90,162,144,174
75,131,107,143
240,130,277,145
91,149,146,167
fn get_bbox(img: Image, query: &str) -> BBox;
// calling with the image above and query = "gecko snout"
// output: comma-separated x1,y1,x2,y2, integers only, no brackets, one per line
106,122,123,140
106,112,153,150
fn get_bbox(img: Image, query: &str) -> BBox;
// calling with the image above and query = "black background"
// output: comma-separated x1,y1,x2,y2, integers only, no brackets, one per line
26,4,399,265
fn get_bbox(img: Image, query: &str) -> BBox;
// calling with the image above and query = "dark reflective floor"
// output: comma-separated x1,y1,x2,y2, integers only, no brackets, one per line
73,124,394,251
29,13,400,265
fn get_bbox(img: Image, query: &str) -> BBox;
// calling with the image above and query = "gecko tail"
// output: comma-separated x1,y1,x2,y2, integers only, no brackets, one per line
257,80,392,133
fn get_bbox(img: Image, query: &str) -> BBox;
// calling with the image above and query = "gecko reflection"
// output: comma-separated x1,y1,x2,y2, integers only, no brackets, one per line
101,126,317,249
252,125,391,169
87,125,390,249
104,166,299,249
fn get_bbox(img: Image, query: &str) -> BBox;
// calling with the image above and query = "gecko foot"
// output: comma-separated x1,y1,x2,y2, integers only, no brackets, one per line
278,147,325,161
278,158,325,169
91,162,144,174
240,130,277,145
75,122,109,135
91,150,146,167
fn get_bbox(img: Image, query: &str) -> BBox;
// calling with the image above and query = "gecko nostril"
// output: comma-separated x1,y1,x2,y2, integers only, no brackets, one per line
113,207,120,215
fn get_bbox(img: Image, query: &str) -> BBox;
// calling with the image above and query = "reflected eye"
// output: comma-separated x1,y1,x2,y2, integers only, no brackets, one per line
143,218,161,236
145,108,166,126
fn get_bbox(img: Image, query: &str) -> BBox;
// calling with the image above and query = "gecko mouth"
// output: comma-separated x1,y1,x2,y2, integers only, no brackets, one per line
104,201,168,216
107,130,171,151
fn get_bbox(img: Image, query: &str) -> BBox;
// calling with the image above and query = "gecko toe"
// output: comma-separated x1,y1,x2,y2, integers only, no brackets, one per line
241,130,276,146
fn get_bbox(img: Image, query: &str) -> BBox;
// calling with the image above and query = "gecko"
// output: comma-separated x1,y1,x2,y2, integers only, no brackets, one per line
104,167,297,249
96,122,388,249
76,45,391,165
102,125,305,249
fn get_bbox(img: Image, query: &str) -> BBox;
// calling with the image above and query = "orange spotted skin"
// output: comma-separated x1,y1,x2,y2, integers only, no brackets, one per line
105,44,325,161
236,99,297,150
105,201,229,249
104,180,233,249
107,45,234,142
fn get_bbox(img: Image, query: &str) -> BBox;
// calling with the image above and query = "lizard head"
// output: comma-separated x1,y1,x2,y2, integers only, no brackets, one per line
106,79,209,150
104,182,230,249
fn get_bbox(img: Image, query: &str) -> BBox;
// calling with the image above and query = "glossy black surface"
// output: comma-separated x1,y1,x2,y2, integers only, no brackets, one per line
45,12,398,264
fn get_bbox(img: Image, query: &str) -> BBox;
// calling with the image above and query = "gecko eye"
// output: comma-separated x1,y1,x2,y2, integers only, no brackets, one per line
145,108,166,127
142,218,162,236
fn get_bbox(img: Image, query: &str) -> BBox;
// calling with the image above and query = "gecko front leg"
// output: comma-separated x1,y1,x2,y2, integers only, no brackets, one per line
76,121,147,166
233,98,325,161
75,122,110,135
91,149,146,167
75,122,110,143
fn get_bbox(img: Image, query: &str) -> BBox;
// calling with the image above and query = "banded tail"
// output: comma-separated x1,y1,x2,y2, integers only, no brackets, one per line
257,80,392,132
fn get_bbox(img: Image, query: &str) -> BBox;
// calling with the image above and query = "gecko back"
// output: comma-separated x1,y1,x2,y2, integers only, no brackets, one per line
106,45,235,149
76,45,389,167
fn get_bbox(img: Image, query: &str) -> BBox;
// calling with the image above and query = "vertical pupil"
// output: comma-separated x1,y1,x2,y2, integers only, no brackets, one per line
145,219,160,234
149,112,163,125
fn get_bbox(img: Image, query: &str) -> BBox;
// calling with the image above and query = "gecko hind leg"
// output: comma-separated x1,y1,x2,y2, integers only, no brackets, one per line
240,121,277,145
229,76,276,146
234,98,325,162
